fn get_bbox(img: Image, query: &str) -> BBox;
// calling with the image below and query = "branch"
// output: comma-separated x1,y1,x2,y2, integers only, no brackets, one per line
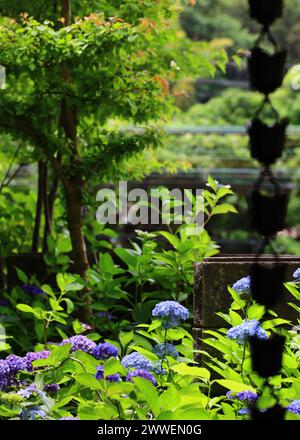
0,113,71,189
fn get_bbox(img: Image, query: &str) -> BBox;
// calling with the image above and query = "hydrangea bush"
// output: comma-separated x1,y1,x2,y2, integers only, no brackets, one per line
0,272,300,420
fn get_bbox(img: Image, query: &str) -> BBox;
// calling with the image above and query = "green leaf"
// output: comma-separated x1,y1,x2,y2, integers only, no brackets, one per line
63,298,74,314
115,248,137,268
171,364,211,380
119,330,134,348
148,319,162,332
212,204,237,215
262,318,290,330
49,298,63,311
56,273,66,292
99,253,114,274
76,373,104,390
54,343,72,361
15,268,28,284
78,403,117,420
41,284,55,298
229,310,243,326
167,328,193,341
227,287,246,308
103,357,126,376
133,377,160,417
57,236,72,253
16,304,35,314
158,231,180,249
216,380,256,393
207,175,217,192
107,382,134,397
159,387,181,411
247,304,265,320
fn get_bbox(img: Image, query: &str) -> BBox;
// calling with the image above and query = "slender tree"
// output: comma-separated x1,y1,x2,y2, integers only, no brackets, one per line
0,1,226,316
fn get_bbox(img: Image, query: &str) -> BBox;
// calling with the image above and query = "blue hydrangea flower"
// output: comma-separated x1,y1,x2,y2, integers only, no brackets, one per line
61,335,96,354
121,352,154,371
153,343,179,359
287,400,300,415
0,360,10,390
5,355,26,374
292,268,300,281
227,320,268,344
95,365,120,383
126,369,157,386
24,350,51,371
20,406,47,420
232,276,251,294
92,342,119,360
236,390,258,403
226,390,258,404
152,301,189,328
238,408,250,415
44,383,60,394
153,362,167,375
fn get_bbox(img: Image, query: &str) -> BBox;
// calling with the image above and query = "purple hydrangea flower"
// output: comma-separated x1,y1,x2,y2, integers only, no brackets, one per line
44,383,60,394
126,369,157,386
152,301,189,328
17,383,38,399
287,400,300,415
20,406,47,420
232,276,251,294
292,268,300,281
92,342,119,360
95,365,120,383
153,343,179,359
121,352,154,371
61,335,96,354
24,350,51,371
21,284,47,296
5,355,26,374
0,299,9,307
0,360,10,390
227,320,268,344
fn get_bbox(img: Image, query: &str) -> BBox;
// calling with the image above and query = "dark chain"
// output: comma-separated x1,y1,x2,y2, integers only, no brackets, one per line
247,0,288,420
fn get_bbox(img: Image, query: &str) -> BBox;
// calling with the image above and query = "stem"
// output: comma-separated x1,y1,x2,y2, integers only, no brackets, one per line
43,317,51,348
160,328,168,374
240,341,247,378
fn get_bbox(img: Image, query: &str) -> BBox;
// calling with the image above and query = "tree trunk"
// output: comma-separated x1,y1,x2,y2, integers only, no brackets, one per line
59,0,91,319
65,178,89,278
32,161,46,252
61,0,71,26
43,165,60,252
65,177,91,320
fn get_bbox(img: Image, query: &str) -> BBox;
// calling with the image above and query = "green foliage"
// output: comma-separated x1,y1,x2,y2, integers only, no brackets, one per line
1,274,300,419
180,0,300,62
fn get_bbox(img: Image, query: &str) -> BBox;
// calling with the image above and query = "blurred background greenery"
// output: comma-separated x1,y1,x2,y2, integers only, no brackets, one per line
1,0,300,256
